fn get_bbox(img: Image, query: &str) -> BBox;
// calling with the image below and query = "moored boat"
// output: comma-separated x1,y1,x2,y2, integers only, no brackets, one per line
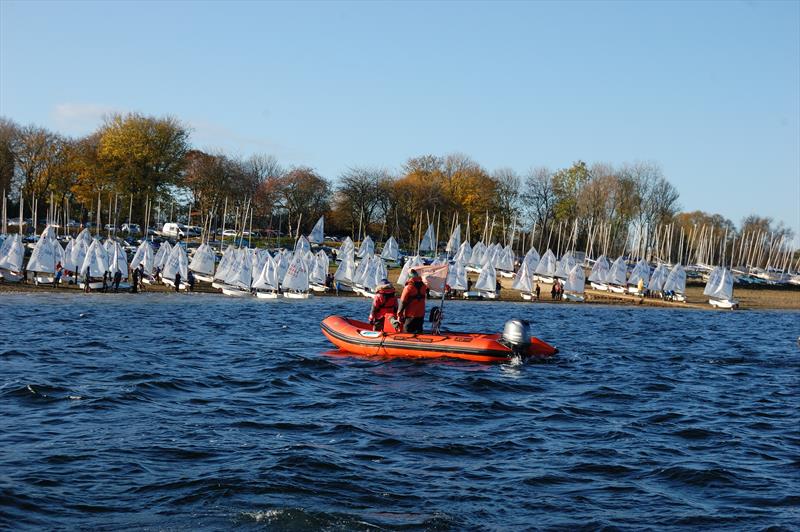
321,315,557,363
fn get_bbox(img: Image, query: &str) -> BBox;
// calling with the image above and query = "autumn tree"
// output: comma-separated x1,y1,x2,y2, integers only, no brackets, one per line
278,166,331,235
0,117,19,198
97,113,189,197
331,166,394,238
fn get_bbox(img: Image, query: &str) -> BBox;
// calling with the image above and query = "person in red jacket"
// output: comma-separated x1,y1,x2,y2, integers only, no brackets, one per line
398,269,428,334
369,279,398,331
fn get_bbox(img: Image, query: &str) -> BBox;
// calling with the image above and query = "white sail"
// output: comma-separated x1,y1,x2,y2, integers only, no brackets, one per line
310,250,328,285
0,234,24,272
190,243,216,275
282,254,310,292
162,244,189,283
512,260,534,292
704,266,734,300
154,242,172,270
495,245,515,272
663,264,687,294
627,259,651,288
222,248,251,289
474,261,497,293
76,228,92,244
454,240,472,265
295,235,311,254
446,260,469,291
108,241,129,278
253,253,280,290
588,255,610,283
649,264,670,292
357,236,374,258
419,224,436,252
353,254,371,286
276,251,291,283
334,249,355,284
213,245,236,281
555,252,577,279
523,247,540,272
80,240,109,277
339,236,354,257
534,249,558,277
27,228,63,273
564,264,585,293
607,256,628,286
397,255,424,285
130,240,154,274
308,216,324,244
445,224,461,255
380,236,400,261
468,241,486,267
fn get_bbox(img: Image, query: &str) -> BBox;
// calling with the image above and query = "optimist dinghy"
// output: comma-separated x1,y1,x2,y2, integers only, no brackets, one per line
321,316,557,363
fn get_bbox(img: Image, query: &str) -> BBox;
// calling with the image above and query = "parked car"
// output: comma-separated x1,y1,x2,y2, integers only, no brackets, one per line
121,223,141,235
161,222,187,238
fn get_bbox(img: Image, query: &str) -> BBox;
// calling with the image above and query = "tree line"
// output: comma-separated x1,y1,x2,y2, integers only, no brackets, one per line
0,112,795,269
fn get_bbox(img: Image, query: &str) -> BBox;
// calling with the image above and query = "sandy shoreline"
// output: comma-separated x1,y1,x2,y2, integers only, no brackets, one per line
2,278,797,311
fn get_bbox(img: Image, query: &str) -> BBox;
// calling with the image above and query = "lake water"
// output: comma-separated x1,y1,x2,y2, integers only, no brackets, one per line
1,293,798,530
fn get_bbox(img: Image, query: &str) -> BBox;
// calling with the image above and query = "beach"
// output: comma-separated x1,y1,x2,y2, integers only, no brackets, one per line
2,275,797,311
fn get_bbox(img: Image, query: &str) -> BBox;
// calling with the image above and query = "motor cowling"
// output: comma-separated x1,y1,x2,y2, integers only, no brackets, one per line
502,319,531,355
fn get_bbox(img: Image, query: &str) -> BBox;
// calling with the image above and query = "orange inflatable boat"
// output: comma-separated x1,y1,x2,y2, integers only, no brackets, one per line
321,315,557,363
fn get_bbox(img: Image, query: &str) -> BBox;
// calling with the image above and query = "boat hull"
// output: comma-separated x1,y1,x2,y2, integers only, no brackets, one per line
221,286,250,297
321,316,557,363
254,291,281,299
0,269,23,282
709,298,738,309
284,291,311,299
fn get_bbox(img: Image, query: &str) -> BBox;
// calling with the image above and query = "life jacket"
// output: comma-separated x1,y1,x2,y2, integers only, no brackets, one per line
370,287,398,322
400,276,427,317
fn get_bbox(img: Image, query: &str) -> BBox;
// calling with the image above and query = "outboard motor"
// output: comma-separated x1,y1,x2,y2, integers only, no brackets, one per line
502,319,531,356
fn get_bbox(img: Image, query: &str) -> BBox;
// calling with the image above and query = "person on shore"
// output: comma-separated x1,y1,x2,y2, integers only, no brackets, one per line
174,271,181,292
535,282,541,301
138,264,146,291
113,269,122,293
187,270,195,292
368,278,398,331
83,271,91,293
398,269,427,334
637,277,644,296
551,282,557,300
154,266,161,283
467,277,473,293
102,271,109,292
131,267,139,293
53,262,63,288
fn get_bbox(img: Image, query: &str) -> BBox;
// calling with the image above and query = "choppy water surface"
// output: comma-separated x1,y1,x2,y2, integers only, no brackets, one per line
1,293,798,530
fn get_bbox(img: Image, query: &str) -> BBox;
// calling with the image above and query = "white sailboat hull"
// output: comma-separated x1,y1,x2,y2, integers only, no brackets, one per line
520,292,533,301
192,273,214,283
590,282,608,291
563,292,585,302
535,275,555,284
255,291,281,299
221,286,250,297
499,270,515,279
0,269,23,282
608,284,626,294
33,275,55,285
310,283,328,293
77,281,105,290
283,291,312,299
709,298,738,309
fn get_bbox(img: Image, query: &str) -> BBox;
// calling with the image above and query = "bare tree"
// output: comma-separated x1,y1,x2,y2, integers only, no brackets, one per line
521,167,556,247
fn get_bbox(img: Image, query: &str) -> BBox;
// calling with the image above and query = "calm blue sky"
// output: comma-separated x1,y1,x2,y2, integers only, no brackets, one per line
1,1,798,242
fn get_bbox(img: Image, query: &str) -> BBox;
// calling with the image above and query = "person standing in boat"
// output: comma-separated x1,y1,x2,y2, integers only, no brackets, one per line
368,279,398,332
398,269,427,334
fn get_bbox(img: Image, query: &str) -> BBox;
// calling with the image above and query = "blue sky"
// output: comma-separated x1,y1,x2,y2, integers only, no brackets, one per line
1,1,798,242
